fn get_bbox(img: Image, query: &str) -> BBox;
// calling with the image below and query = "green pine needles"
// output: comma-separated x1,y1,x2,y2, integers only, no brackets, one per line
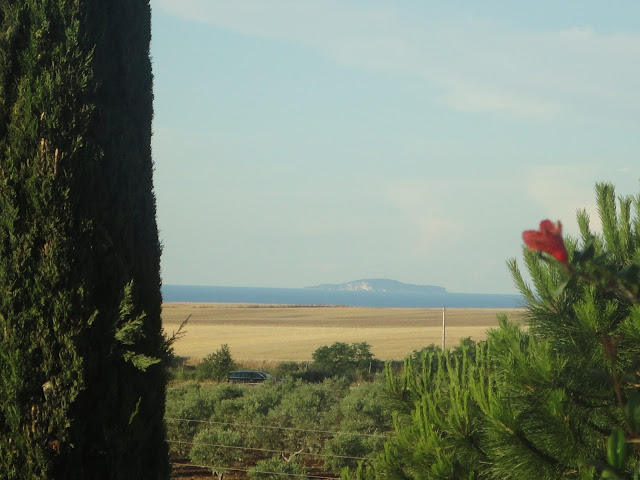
347,182,640,480
0,1,168,479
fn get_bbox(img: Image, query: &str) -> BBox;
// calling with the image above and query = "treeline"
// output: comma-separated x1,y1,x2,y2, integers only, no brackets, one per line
170,341,386,384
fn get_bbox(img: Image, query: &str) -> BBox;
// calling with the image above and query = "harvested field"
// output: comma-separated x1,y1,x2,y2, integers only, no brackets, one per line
162,303,526,362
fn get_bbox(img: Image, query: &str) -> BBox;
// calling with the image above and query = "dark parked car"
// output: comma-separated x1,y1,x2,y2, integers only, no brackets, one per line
227,370,271,384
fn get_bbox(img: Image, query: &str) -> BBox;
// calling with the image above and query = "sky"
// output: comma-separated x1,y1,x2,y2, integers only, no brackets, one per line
149,1,640,294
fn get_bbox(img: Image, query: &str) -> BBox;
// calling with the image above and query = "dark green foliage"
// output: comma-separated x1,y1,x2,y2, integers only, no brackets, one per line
248,457,308,480
311,342,378,381
350,182,640,479
0,1,167,478
323,381,392,472
166,378,392,476
165,382,243,457
167,356,198,382
271,361,310,380
255,343,381,383
198,344,236,381
263,379,349,452
324,433,369,472
190,428,248,475
378,339,493,479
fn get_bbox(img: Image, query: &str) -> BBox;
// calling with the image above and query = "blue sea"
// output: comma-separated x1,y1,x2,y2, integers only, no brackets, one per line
162,285,523,308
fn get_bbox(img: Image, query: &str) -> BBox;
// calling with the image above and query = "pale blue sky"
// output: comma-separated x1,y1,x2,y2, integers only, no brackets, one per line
149,1,640,294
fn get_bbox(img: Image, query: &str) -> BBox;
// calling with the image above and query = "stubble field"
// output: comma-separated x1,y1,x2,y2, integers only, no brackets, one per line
162,303,526,363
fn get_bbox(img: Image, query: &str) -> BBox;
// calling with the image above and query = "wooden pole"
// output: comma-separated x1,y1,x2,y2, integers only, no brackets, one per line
442,305,446,350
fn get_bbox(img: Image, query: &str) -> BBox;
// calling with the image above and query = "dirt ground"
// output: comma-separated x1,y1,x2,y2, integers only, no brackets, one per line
170,462,214,479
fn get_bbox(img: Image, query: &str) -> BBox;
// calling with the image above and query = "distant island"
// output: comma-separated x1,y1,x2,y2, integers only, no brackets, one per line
305,278,447,295
162,279,522,308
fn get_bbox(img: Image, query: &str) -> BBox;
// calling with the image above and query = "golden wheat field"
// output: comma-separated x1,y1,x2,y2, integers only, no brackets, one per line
162,303,527,363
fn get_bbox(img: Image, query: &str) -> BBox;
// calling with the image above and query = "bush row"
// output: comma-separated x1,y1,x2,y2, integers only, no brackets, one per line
165,377,393,477
168,342,388,383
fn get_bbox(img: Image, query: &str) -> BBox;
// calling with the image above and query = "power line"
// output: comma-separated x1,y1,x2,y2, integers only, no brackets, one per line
165,417,393,439
167,439,372,462
172,462,338,480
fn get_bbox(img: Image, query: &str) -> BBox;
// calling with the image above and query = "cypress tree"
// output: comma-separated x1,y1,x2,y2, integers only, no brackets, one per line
0,1,169,479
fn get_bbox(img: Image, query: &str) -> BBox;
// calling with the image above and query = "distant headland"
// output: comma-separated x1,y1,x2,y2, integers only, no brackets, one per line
162,279,522,308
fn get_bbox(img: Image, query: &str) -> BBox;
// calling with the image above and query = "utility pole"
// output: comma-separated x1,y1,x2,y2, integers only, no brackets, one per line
442,305,446,350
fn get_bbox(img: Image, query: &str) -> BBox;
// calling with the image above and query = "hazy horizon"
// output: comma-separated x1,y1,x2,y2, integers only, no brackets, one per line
150,1,640,295
161,283,522,308
165,278,452,292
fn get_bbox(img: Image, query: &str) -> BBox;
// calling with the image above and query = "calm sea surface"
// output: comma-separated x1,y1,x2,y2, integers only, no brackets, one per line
162,285,523,308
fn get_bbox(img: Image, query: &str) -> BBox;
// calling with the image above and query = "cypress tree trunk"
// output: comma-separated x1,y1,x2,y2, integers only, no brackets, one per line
0,1,169,479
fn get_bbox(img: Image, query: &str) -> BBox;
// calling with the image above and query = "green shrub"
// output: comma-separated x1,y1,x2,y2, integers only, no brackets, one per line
198,344,236,381
324,383,392,472
247,457,308,480
238,381,292,417
165,382,244,457
272,361,309,380
324,433,369,472
264,379,348,452
190,428,248,475
337,382,393,431
164,363,392,477
168,356,198,381
311,342,376,381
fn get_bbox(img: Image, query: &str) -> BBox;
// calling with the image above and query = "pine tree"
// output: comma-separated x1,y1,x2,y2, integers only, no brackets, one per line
348,182,640,480
500,182,640,478
0,1,169,479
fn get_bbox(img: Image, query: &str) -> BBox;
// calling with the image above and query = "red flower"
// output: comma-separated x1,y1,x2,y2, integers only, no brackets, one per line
522,220,568,264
